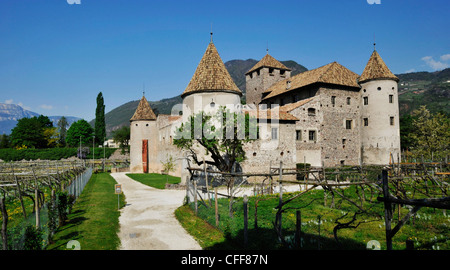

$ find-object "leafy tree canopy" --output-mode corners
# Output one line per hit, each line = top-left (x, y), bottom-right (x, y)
(173, 107), (257, 173)
(112, 125), (130, 154)
(10, 115), (53, 149)
(66, 119), (94, 147)
(408, 105), (450, 160)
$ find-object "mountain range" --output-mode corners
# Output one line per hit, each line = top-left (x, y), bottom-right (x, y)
(0, 103), (80, 135)
(2, 59), (449, 137)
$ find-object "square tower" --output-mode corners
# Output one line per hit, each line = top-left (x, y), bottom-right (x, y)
(245, 53), (291, 106)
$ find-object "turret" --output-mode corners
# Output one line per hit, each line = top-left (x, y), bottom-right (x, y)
(129, 95), (157, 173)
(359, 48), (401, 165)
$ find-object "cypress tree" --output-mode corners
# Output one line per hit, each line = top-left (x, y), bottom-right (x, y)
(95, 92), (106, 145)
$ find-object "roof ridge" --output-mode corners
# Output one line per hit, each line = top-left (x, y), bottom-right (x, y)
(246, 53), (291, 74)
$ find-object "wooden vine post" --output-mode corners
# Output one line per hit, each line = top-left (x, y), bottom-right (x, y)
(381, 170), (393, 250)
(31, 166), (40, 229)
(278, 161), (283, 240)
(243, 195), (248, 248)
(215, 187), (219, 227)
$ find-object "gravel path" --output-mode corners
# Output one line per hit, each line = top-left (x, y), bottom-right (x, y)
(110, 172), (202, 250)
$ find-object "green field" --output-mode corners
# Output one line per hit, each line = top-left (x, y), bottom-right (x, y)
(126, 173), (181, 189)
(46, 173), (125, 250)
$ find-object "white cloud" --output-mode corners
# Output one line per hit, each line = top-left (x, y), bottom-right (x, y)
(404, 68), (416, 73)
(40, 104), (53, 110)
(5, 99), (13, 104)
(421, 55), (449, 71)
(440, 54), (450, 62)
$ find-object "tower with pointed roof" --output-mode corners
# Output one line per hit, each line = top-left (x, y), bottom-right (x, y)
(129, 95), (157, 173)
(359, 48), (401, 165)
(181, 39), (242, 121)
(245, 52), (291, 106)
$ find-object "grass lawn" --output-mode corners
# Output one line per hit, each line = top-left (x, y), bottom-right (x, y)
(46, 173), (125, 250)
(126, 173), (181, 189)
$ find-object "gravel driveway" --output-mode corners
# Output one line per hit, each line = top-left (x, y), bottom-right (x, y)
(110, 172), (202, 250)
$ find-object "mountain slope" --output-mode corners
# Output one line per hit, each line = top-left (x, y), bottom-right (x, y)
(396, 68), (450, 115)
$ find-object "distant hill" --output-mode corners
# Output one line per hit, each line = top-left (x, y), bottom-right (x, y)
(0, 103), (81, 135)
(396, 68), (450, 116)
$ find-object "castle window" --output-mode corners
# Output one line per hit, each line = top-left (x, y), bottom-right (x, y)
(389, 95), (394, 103)
(257, 70), (260, 76)
(271, 128), (278, 140)
(210, 101), (215, 108)
(346, 120), (353, 130)
(308, 130), (316, 142)
(135, 124), (138, 126)
(377, 87), (382, 91)
(363, 118), (369, 126)
(363, 96), (369, 105)
(146, 124), (149, 126)
(269, 68), (274, 75)
(286, 81), (291, 90)
(331, 96), (336, 107)
(280, 70), (286, 76)
(308, 108), (316, 116)
(296, 130), (302, 141)
(390, 116), (395, 126)
(347, 97), (351, 105)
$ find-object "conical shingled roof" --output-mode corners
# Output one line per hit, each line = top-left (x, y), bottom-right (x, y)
(246, 53), (291, 75)
(359, 50), (399, 83)
(130, 96), (157, 121)
(181, 42), (241, 98)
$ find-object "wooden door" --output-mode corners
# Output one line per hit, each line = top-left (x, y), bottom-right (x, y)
(142, 139), (148, 173)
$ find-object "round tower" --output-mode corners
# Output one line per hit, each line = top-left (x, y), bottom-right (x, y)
(181, 40), (242, 122)
(129, 95), (157, 173)
(359, 49), (401, 165)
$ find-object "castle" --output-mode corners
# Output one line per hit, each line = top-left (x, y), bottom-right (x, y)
(129, 37), (401, 182)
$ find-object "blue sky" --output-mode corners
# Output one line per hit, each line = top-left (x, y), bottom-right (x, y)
(0, 0), (449, 121)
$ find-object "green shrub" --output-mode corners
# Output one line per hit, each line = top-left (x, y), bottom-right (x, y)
(23, 225), (44, 250)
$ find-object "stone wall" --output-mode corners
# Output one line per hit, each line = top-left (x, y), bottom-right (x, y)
(246, 67), (291, 105)
(318, 86), (362, 167)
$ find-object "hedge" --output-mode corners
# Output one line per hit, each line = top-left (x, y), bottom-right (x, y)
(0, 148), (118, 162)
